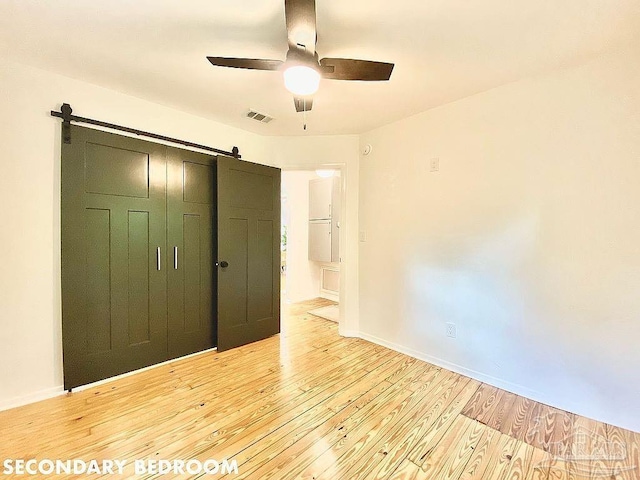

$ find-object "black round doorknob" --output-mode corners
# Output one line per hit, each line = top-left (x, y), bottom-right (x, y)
(219, 261), (229, 268)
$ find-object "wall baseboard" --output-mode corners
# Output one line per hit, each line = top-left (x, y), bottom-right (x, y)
(357, 330), (638, 431)
(3, 328), (630, 431)
(0, 347), (218, 412)
(339, 328), (360, 338)
(358, 330), (544, 405)
(0, 386), (66, 413)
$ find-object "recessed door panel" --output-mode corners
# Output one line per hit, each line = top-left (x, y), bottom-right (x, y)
(183, 214), (202, 333)
(183, 161), (215, 204)
(252, 219), (274, 322)
(84, 208), (112, 353)
(127, 211), (151, 346)
(227, 168), (274, 210)
(84, 143), (149, 198)
(222, 218), (249, 328)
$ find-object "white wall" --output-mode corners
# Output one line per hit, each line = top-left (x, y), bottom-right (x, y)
(281, 171), (321, 302)
(0, 60), (267, 408)
(359, 45), (640, 432)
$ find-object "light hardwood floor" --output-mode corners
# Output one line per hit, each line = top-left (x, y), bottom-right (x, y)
(1, 298), (638, 479)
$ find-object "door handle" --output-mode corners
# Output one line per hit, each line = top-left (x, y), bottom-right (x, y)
(156, 247), (161, 271)
(217, 260), (229, 268)
(173, 247), (178, 270)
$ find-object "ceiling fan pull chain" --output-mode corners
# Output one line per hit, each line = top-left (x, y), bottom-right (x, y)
(303, 100), (307, 130)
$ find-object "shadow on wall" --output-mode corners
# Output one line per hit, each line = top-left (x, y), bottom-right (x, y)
(401, 211), (638, 421)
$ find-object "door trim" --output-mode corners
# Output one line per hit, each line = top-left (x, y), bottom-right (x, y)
(279, 164), (355, 336)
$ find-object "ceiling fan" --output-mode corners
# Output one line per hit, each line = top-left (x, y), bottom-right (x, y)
(207, 0), (394, 113)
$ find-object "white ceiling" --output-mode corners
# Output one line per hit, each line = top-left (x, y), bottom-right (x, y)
(1, 0), (639, 136)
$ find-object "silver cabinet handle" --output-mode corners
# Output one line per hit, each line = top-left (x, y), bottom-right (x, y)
(156, 247), (161, 271)
(174, 246), (178, 270)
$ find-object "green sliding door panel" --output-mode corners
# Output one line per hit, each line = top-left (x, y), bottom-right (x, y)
(62, 126), (168, 389)
(217, 156), (281, 351)
(62, 125), (278, 388)
(166, 149), (217, 359)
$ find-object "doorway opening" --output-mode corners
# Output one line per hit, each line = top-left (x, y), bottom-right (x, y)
(281, 169), (341, 323)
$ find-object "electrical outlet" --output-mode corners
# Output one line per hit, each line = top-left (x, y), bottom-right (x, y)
(430, 157), (440, 172)
(359, 230), (367, 242)
(446, 322), (456, 338)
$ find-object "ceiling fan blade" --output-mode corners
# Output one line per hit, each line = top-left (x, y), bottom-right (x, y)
(284, 0), (317, 54)
(207, 57), (283, 71)
(294, 96), (313, 112)
(319, 58), (394, 81)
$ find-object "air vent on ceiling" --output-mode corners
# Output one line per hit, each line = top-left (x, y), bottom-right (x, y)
(246, 109), (274, 124)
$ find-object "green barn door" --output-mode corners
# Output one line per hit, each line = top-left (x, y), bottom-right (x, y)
(166, 148), (217, 358)
(61, 126), (168, 390)
(216, 156), (281, 351)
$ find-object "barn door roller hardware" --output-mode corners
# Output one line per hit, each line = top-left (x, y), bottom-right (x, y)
(50, 103), (241, 159)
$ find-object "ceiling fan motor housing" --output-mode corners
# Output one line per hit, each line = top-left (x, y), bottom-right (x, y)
(286, 48), (321, 70)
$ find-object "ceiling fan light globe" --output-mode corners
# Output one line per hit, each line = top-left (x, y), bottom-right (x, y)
(283, 65), (320, 96)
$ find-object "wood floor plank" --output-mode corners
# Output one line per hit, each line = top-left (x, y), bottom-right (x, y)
(98, 345), (384, 463)
(615, 426), (640, 480)
(461, 383), (504, 423)
(386, 459), (425, 480)
(312, 367), (448, 480)
(426, 417), (489, 479)
(25, 341), (381, 457)
(524, 446), (552, 480)
(407, 378), (483, 467)
(217, 379), (396, 480)
(228, 367), (424, 480)
(485, 391), (518, 432)
(604, 424), (630, 480)
(205, 354), (416, 466)
(297, 386), (419, 479)
(525, 405), (573, 453)
(338, 371), (478, 480)
(458, 429), (514, 480)
(557, 415), (609, 480)
(321, 353), (413, 413)
(502, 395), (538, 440)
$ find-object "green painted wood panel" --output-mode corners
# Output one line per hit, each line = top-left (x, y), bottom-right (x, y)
(62, 125), (167, 390)
(166, 149), (216, 359)
(226, 168), (274, 210)
(84, 208), (112, 353)
(84, 142), (149, 198)
(183, 161), (215, 204)
(217, 156), (281, 351)
(253, 219), (274, 321)
(127, 211), (150, 346)
(221, 218), (249, 328)
(183, 214), (202, 334)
